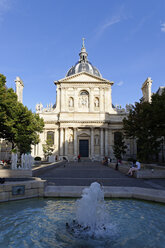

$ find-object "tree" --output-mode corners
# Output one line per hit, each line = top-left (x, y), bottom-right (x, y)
(0, 74), (44, 154)
(42, 139), (54, 160)
(113, 132), (127, 160)
(0, 74), (7, 133)
(123, 89), (165, 162)
(150, 90), (165, 162)
(14, 105), (44, 154)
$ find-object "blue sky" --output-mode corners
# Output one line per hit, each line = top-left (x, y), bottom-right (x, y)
(0, 0), (165, 111)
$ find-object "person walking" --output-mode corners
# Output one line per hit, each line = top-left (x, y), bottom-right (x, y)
(78, 154), (81, 162)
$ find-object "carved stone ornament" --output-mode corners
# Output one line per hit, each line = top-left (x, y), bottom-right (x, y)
(79, 95), (88, 108)
(94, 97), (99, 107)
(36, 103), (43, 112)
(68, 97), (74, 107)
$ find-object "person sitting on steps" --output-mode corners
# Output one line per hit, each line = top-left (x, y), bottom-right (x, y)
(127, 160), (141, 176)
(102, 157), (108, 166)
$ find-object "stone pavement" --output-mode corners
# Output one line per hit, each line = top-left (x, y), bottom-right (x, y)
(33, 161), (165, 190)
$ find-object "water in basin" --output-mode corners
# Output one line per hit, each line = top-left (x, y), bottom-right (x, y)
(0, 185), (165, 247)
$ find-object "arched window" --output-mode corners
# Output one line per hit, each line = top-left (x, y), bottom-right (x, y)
(80, 90), (89, 96)
(47, 131), (54, 145)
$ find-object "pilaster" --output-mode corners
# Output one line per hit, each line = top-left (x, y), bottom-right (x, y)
(100, 88), (104, 112)
(60, 128), (64, 156)
(89, 88), (94, 112)
(91, 127), (94, 157)
(74, 88), (78, 112)
(105, 128), (108, 156)
(74, 128), (77, 156)
(64, 128), (68, 156)
(56, 85), (61, 111)
(100, 128), (104, 156)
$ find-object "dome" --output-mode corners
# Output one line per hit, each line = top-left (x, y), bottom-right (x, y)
(66, 40), (102, 78)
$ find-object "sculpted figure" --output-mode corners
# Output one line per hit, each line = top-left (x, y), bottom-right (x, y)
(95, 135), (99, 145)
(36, 103), (43, 112)
(69, 97), (74, 107)
(94, 98), (99, 107)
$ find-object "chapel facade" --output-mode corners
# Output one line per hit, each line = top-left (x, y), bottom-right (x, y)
(32, 42), (136, 161)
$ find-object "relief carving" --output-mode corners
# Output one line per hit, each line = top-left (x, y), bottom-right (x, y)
(79, 95), (88, 107)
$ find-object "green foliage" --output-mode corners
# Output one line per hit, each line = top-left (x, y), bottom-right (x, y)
(42, 139), (54, 159)
(0, 74), (44, 154)
(123, 89), (165, 162)
(113, 132), (127, 159)
(127, 157), (134, 162)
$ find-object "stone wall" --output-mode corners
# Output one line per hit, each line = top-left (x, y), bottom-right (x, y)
(109, 162), (165, 179)
(0, 178), (45, 203)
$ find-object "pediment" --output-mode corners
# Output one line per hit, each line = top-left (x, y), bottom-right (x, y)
(79, 132), (89, 137)
(56, 72), (112, 84)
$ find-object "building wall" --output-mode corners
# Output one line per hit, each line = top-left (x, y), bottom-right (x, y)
(33, 72), (131, 161)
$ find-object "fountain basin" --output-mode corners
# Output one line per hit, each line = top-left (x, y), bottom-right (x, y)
(0, 198), (165, 248)
(45, 185), (165, 203)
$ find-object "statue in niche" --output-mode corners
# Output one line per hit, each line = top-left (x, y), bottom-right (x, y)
(94, 135), (99, 145)
(69, 134), (73, 142)
(94, 98), (99, 107)
(69, 97), (74, 107)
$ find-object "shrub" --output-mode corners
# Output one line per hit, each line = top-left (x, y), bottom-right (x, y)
(34, 156), (41, 161)
(127, 158), (134, 162)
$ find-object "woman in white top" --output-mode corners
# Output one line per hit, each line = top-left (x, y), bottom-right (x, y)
(127, 160), (141, 176)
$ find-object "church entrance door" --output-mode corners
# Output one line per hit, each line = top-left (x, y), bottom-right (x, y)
(79, 140), (89, 157)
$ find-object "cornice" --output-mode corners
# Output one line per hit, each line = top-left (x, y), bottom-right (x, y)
(44, 120), (124, 124)
(57, 82), (111, 85)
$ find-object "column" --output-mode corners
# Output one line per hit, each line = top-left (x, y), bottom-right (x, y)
(74, 128), (77, 156)
(105, 128), (108, 156)
(100, 128), (104, 156)
(55, 128), (59, 154)
(64, 128), (68, 156)
(91, 128), (94, 157)
(60, 128), (64, 156)
(109, 129), (113, 155)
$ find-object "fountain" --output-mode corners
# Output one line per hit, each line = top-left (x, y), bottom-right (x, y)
(0, 183), (165, 247)
(65, 182), (111, 238)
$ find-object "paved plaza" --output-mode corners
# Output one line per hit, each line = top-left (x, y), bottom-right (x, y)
(33, 161), (165, 190)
